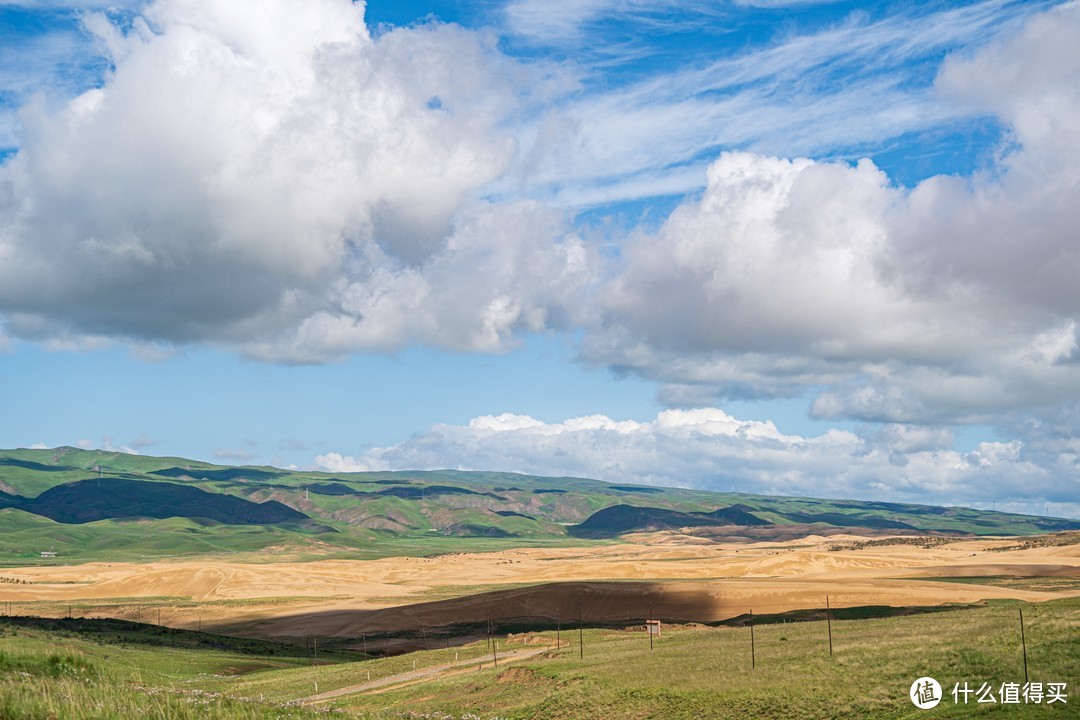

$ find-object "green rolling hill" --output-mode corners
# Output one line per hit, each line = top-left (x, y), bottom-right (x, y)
(0, 446), (1076, 564)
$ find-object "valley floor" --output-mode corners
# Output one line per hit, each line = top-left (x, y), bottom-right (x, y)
(1, 533), (1077, 646)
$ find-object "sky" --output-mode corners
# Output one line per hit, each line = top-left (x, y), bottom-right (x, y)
(1, 0), (1079, 518)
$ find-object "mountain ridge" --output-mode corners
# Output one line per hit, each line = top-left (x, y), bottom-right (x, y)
(0, 446), (1076, 563)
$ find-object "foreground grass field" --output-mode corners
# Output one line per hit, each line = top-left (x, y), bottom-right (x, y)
(1, 597), (1076, 719)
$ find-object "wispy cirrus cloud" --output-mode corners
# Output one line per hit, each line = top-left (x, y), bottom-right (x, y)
(503, 0), (724, 44)
(506, 0), (1056, 206)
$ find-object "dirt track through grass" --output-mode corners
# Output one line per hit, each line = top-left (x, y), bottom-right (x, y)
(302, 646), (551, 702)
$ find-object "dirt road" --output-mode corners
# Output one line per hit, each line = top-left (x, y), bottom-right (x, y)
(301, 646), (553, 702)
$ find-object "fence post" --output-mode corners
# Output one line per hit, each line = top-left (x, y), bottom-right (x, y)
(649, 601), (654, 651)
(1019, 608), (1029, 685)
(750, 609), (756, 669)
(578, 607), (584, 659)
(826, 595), (833, 656)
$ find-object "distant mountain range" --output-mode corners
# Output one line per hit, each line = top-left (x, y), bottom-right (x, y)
(0, 447), (1076, 563)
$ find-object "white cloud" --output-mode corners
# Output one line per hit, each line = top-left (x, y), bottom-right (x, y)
(212, 448), (255, 462)
(127, 433), (155, 450)
(503, 0), (710, 44)
(503, 0), (617, 42)
(128, 342), (181, 363)
(0, 0), (586, 361)
(323, 408), (1078, 516)
(0, 9), (109, 149)
(2, 0), (1069, 378)
(73, 434), (141, 454)
(314, 451), (371, 473)
(503, 0), (850, 45)
(582, 2), (1080, 425)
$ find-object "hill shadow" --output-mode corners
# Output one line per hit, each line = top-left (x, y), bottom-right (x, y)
(0, 478), (307, 525)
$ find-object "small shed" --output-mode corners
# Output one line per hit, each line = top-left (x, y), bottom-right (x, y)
(40, 551), (57, 559)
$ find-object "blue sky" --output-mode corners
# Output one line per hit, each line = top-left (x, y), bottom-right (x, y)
(1, 0), (1079, 517)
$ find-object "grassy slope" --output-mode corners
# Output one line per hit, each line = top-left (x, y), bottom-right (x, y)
(331, 598), (1079, 719)
(0, 616), (357, 719)
(0, 447), (1076, 565)
(2, 598), (1076, 719)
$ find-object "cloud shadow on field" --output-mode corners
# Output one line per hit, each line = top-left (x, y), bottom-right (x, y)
(207, 581), (762, 653)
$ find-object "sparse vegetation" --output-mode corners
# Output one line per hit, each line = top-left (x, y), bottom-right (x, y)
(926, 576), (1080, 593)
(986, 531), (1080, 552)
(827, 536), (956, 551)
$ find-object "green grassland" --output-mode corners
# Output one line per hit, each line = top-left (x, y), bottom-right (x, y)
(0, 615), (355, 719)
(0, 508), (597, 566)
(927, 576), (1080, 593)
(2, 598), (1077, 719)
(314, 599), (1079, 720)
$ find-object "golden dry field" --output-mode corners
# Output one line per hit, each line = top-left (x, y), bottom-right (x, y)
(3, 533), (1077, 648)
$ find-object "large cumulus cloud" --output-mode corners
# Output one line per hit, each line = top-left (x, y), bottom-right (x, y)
(0, 0), (585, 360)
